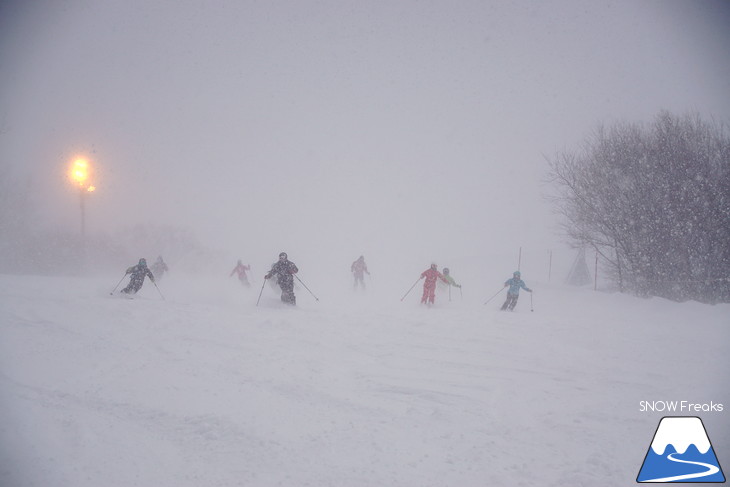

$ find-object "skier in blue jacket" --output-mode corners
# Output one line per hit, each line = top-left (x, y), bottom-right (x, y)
(501, 271), (532, 311)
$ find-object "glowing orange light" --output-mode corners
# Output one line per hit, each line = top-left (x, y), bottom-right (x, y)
(69, 157), (95, 190)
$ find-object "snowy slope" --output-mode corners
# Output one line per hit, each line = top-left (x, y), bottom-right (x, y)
(1, 273), (728, 487)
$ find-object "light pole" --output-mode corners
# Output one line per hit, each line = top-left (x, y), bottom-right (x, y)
(68, 157), (96, 237)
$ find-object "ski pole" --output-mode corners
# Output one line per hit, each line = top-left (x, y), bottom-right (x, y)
(483, 286), (506, 305)
(530, 291), (534, 312)
(400, 277), (421, 301)
(256, 278), (267, 306)
(109, 274), (127, 295)
(460, 286), (463, 300)
(294, 275), (319, 301)
(449, 284), (452, 302)
(152, 280), (165, 300)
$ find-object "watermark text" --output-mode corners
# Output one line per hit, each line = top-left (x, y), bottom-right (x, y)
(639, 400), (723, 412)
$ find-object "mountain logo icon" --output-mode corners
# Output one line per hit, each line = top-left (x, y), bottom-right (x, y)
(637, 416), (726, 483)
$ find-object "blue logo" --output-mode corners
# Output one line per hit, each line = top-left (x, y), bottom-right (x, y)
(637, 416), (725, 483)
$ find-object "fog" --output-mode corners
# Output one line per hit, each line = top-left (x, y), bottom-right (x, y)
(1, 0), (729, 284)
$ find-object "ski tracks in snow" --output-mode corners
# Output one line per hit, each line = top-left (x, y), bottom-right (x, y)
(1, 275), (729, 486)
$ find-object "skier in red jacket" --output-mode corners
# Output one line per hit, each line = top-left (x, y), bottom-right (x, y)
(230, 260), (251, 287)
(420, 263), (449, 305)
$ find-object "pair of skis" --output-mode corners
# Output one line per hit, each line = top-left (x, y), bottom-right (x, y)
(110, 275), (165, 300)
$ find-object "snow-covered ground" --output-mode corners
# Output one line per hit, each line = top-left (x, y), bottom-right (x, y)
(1, 272), (728, 486)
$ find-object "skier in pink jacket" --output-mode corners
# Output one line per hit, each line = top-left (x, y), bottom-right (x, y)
(230, 260), (251, 287)
(420, 263), (449, 305)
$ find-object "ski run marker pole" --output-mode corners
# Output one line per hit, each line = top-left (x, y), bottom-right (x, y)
(400, 277), (421, 301)
(294, 274), (319, 301)
(483, 286), (506, 305)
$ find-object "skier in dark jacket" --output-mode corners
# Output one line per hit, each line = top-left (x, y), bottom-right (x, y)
(351, 255), (370, 290)
(264, 252), (299, 305)
(121, 258), (156, 295)
(501, 271), (532, 311)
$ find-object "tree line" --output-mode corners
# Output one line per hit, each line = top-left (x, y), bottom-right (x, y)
(546, 111), (730, 303)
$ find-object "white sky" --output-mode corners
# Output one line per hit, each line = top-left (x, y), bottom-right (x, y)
(1, 0), (729, 271)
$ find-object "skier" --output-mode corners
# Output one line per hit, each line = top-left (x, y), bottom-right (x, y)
(264, 252), (299, 305)
(121, 258), (156, 295)
(230, 259), (251, 287)
(439, 267), (462, 299)
(150, 255), (169, 281)
(501, 271), (532, 311)
(441, 267), (461, 289)
(420, 263), (449, 305)
(351, 255), (370, 290)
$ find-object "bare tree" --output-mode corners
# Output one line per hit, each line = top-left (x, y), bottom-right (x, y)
(546, 111), (730, 303)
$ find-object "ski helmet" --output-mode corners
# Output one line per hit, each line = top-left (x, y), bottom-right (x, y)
(139, 258), (147, 266)
(431, 263), (437, 269)
(513, 270), (521, 277)
(279, 252), (288, 259)
(443, 267), (450, 274)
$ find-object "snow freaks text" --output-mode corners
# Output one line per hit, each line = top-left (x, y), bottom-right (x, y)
(639, 401), (724, 413)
